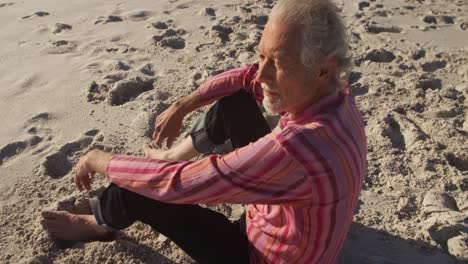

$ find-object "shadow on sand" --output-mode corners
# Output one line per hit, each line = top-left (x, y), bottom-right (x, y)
(339, 222), (460, 264)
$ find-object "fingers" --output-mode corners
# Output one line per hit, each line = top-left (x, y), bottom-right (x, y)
(82, 174), (91, 191)
(167, 136), (175, 149)
(74, 158), (86, 191)
(74, 173), (84, 191)
(152, 125), (161, 141)
(154, 132), (163, 148)
(153, 109), (182, 147)
(74, 170), (91, 191)
(76, 173), (91, 191)
(73, 155), (95, 191)
(153, 115), (162, 140)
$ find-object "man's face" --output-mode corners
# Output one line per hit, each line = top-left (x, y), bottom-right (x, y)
(256, 16), (318, 115)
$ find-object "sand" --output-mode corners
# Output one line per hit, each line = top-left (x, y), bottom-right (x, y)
(0, 0), (467, 263)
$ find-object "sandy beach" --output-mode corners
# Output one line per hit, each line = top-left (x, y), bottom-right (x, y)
(0, 0), (467, 263)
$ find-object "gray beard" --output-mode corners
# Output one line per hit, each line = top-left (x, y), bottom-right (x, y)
(263, 95), (286, 114)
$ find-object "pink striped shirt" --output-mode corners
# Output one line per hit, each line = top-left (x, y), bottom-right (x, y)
(106, 65), (367, 263)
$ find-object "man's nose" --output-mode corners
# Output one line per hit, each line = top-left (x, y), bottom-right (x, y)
(255, 60), (273, 84)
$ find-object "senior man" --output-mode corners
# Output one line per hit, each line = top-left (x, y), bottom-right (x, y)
(41, 0), (367, 263)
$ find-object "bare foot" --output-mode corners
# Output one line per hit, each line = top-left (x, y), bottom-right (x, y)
(41, 210), (114, 241)
(143, 137), (199, 161)
(143, 144), (172, 159)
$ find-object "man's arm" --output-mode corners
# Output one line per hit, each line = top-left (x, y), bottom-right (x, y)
(106, 134), (313, 206)
(196, 64), (263, 104)
(153, 64), (262, 148)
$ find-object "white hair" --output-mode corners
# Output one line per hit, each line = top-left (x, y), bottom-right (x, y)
(270, 0), (351, 85)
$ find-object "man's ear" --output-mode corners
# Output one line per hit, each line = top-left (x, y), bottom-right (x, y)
(318, 56), (338, 80)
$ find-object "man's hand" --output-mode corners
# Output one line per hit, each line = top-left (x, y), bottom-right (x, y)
(74, 153), (95, 191)
(152, 92), (202, 149)
(74, 150), (113, 191)
(152, 103), (185, 149)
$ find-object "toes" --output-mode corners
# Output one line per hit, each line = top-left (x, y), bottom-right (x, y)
(40, 218), (61, 236)
(40, 218), (49, 226)
(41, 210), (70, 220)
(41, 210), (57, 219)
(40, 217), (60, 227)
(43, 225), (59, 233)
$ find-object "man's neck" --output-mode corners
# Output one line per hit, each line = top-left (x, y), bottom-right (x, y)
(289, 84), (337, 119)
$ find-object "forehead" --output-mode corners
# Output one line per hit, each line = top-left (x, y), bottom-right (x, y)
(258, 17), (303, 59)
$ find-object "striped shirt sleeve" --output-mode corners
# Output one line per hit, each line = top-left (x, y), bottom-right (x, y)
(197, 64), (264, 104)
(106, 134), (313, 205)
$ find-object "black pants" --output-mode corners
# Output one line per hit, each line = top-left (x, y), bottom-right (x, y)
(94, 91), (271, 264)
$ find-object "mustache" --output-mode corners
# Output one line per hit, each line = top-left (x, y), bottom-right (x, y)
(261, 83), (277, 92)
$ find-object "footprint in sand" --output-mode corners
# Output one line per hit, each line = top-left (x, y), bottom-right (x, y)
(151, 25), (187, 49)
(162, 2), (190, 14)
(203, 7), (216, 17)
(176, 4), (189, 9)
(357, 1), (370, 11)
(445, 152), (468, 172)
(87, 76), (155, 106)
(86, 81), (110, 103)
(22, 12), (50, 19)
(440, 16), (455, 24)
(23, 112), (54, 135)
(0, 3), (14, 8)
(87, 59), (156, 104)
(51, 40), (68, 46)
(412, 49), (426, 61)
(42, 40), (77, 55)
(372, 9), (392, 18)
(52, 23), (72, 34)
(124, 10), (153, 22)
(139, 63), (155, 76)
(95, 15), (123, 25)
(41, 130), (100, 178)
(209, 24), (234, 43)
(416, 73), (442, 90)
(363, 48), (396, 63)
(348, 71), (362, 85)
(0, 136), (43, 166)
(0, 113), (56, 166)
(401, 5), (416, 11)
(245, 14), (268, 26)
(108, 76), (155, 106)
(105, 43), (137, 54)
(364, 23), (403, 34)
(152, 21), (169, 29)
(101, 72), (129, 86)
(348, 72), (369, 97)
(421, 60), (447, 73)
(105, 60), (131, 72)
(382, 112), (428, 151)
